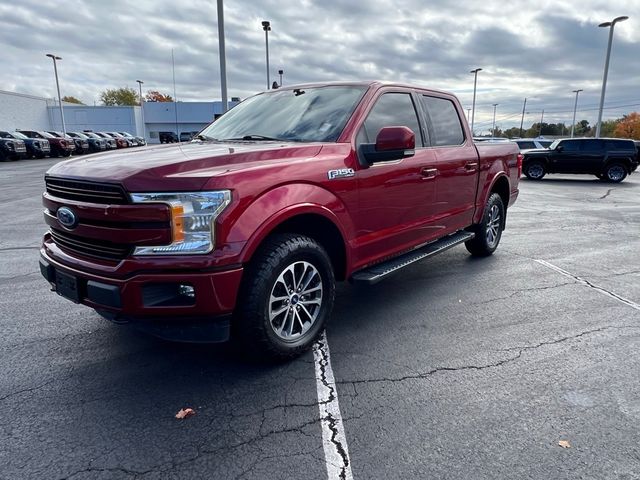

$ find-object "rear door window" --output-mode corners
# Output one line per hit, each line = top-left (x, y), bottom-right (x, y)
(420, 96), (465, 146)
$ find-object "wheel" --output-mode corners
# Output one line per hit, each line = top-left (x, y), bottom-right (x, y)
(234, 233), (335, 360)
(465, 193), (505, 257)
(524, 161), (546, 180)
(603, 163), (627, 183)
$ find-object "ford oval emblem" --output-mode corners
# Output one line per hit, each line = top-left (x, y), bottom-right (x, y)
(57, 207), (78, 229)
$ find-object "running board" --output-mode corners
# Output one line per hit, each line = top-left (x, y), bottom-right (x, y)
(350, 231), (475, 285)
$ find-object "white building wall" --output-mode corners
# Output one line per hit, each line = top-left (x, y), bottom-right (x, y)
(49, 105), (138, 135)
(0, 90), (54, 131)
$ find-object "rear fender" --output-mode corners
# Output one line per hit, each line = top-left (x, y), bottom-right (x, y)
(473, 169), (511, 225)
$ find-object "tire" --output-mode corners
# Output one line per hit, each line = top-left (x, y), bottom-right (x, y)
(465, 193), (505, 257)
(603, 163), (627, 183)
(524, 161), (546, 180)
(234, 233), (335, 360)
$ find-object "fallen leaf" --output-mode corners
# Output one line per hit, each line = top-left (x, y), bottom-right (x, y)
(558, 440), (571, 449)
(175, 408), (196, 420)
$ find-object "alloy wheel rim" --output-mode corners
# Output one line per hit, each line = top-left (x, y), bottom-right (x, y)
(608, 166), (624, 181)
(486, 204), (501, 247)
(268, 261), (323, 340)
(529, 164), (543, 178)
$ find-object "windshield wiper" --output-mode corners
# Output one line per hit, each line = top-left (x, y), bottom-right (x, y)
(194, 134), (218, 141)
(221, 134), (289, 142)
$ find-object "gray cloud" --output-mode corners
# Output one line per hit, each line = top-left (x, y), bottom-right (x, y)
(1, 0), (638, 131)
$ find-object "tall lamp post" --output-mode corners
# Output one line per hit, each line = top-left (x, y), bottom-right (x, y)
(570, 89), (583, 138)
(217, 0), (228, 113)
(136, 80), (146, 141)
(470, 68), (482, 135)
(46, 54), (66, 136)
(262, 21), (271, 90)
(491, 103), (498, 137)
(595, 15), (628, 138)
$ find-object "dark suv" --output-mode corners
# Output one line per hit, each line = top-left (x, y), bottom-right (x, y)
(522, 138), (639, 183)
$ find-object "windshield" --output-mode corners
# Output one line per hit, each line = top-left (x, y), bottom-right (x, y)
(37, 131), (55, 139)
(549, 140), (562, 150)
(199, 86), (367, 143)
(71, 132), (88, 139)
(0, 132), (13, 138)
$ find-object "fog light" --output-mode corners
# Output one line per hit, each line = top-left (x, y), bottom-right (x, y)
(178, 284), (195, 299)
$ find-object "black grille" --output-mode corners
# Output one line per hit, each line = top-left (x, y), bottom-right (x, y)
(50, 229), (132, 261)
(45, 177), (128, 204)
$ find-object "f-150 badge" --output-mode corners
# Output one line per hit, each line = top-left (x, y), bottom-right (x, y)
(327, 168), (355, 180)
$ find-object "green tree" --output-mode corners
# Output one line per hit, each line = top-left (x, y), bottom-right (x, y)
(62, 95), (84, 104)
(99, 87), (138, 106)
(503, 127), (522, 138)
(599, 119), (618, 137)
(572, 120), (591, 137)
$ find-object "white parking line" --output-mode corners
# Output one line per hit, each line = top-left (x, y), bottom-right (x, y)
(313, 331), (354, 480)
(535, 259), (640, 311)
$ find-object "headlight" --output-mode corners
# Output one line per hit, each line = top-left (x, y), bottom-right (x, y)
(130, 191), (231, 255)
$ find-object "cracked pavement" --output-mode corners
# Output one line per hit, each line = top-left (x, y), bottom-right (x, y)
(1, 160), (639, 479)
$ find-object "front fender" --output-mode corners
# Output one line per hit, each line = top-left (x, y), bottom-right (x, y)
(224, 183), (354, 264)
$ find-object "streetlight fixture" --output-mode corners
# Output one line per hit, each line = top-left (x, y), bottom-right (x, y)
(570, 89), (583, 138)
(136, 79), (146, 141)
(470, 68), (482, 135)
(278, 69), (284, 87)
(491, 104), (498, 137)
(595, 15), (628, 138)
(46, 53), (66, 137)
(262, 20), (271, 90)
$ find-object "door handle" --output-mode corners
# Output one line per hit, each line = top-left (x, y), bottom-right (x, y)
(421, 167), (438, 179)
(465, 162), (478, 170)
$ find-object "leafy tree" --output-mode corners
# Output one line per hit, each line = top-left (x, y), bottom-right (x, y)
(145, 90), (174, 102)
(99, 87), (138, 106)
(503, 127), (522, 138)
(599, 119), (618, 138)
(62, 95), (84, 104)
(613, 112), (640, 139)
(573, 120), (591, 137)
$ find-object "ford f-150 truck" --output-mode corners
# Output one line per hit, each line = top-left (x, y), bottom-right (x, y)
(40, 81), (521, 359)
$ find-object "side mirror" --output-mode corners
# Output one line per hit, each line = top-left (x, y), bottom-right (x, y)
(359, 126), (416, 165)
(556, 145), (564, 151)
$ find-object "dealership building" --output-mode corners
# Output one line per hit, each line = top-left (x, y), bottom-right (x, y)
(0, 90), (238, 143)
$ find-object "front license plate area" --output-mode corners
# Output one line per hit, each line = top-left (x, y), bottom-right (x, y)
(55, 270), (80, 303)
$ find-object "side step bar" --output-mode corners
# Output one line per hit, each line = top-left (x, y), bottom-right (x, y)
(350, 231), (475, 285)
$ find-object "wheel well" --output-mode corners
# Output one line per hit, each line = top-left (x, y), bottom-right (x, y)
(267, 214), (348, 281)
(604, 158), (631, 172)
(491, 175), (510, 211)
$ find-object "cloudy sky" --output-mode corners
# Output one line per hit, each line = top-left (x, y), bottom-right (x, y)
(1, 0), (639, 132)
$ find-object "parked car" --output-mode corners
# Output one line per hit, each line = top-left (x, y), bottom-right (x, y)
(0, 131), (49, 159)
(68, 132), (106, 153)
(512, 138), (553, 153)
(179, 132), (194, 142)
(0, 132), (28, 160)
(18, 130), (74, 157)
(47, 131), (89, 155)
(98, 132), (129, 149)
(118, 132), (146, 146)
(84, 131), (117, 150)
(159, 131), (178, 143)
(40, 81), (521, 359)
(522, 138), (639, 182)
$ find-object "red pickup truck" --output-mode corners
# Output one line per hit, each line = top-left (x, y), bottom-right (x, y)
(40, 81), (520, 359)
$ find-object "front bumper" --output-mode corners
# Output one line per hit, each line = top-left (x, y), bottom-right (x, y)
(40, 246), (244, 342)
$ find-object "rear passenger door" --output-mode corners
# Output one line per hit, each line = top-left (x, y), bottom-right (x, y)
(419, 94), (478, 231)
(354, 90), (440, 264)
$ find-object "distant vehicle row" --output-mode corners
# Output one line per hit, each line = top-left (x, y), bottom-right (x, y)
(0, 130), (146, 161)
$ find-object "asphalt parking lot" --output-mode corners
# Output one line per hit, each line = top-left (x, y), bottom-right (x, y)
(1, 158), (639, 480)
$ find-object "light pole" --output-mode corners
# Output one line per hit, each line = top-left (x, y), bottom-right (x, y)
(491, 103), (498, 137)
(136, 80), (146, 141)
(217, 0), (228, 112)
(262, 20), (271, 90)
(278, 69), (284, 87)
(519, 98), (527, 137)
(470, 68), (482, 135)
(595, 15), (628, 138)
(570, 89), (583, 138)
(46, 54), (66, 136)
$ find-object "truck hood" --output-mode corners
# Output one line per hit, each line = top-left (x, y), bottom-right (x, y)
(46, 141), (324, 191)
